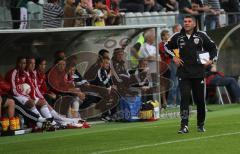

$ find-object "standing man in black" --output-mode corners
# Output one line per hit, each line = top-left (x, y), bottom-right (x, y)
(164, 16), (217, 134)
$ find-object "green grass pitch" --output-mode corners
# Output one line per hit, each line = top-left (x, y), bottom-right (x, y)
(1, 104), (240, 154)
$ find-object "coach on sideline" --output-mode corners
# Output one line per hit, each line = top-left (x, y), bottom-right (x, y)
(164, 15), (217, 134)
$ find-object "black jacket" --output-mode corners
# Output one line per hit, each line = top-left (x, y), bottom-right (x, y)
(165, 28), (217, 78)
(91, 68), (113, 88)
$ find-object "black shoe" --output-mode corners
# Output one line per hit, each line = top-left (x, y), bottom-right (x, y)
(178, 125), (189, 134)
(197, 126), (206, 132)
(42, 121), (52, 130)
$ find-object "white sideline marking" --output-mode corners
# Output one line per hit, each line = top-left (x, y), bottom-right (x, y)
(92, 131), (240, 154)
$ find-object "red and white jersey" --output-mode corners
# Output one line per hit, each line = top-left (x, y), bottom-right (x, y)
(35, 70), (48, 95)
(48, 67), (74, 93)
(27, 70), (45, 100)
(5, 68), (31, 98)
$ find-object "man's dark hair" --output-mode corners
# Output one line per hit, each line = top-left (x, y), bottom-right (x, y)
(184, 15), (196, 22)
(113, 48), (123, 55)
(36, 57), (46, 68)
(54, 56), (65, 64)
(98, 49), (109, 58)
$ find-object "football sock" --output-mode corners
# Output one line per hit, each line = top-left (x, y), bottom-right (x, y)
(40, 105), (52, 118)
(31, 107), (42, 117)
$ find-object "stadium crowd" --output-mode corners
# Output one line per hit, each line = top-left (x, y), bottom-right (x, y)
(0, 0), (239, 30)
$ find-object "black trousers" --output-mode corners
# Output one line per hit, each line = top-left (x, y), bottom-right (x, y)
(179, 78), (205, 127)
(13, 98), (40, 123)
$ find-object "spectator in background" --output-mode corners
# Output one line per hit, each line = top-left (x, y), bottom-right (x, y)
(120, 0), (145, 12)
(192, 0), (211, 30)
(75, 0), (96, 27)
(130, 42), (142, 68)
(10, 0), (39, 29)
(139, 29), (158, 99)
(159, 30), (171, 108)
(93, 0), (107, 26)
(172, 23), (182, 33)
(17, 0), (30, 29)
(158, 0), (178, 12)
(203, 0), (222, 30)
(64, 0), (76, 27)
(105, 0), (119, 14)
(10, 0), (21, 29)
(178, 0), (198, 25)
(0, 1), (11, 29)
(139, 29), (158, 76)
(220, 0), (240, 26)
(167, 24), (182, 107)
(103, 0), (120, 25)
(205, 64), (240, 103)
(75, 0), (93, 8)
(87, 0), (93, 8)
(43, 0), (64, 28)
(144, 0), (163, 12)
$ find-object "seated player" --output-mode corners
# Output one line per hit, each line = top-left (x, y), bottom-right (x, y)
(5, 57), (50, 123)
(1, 73), (48, 131)
(34, 57), (87, 128)
(91, 56), (118, 121)
(0, 75), (15, 132)
(48, 57), (86, 118)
